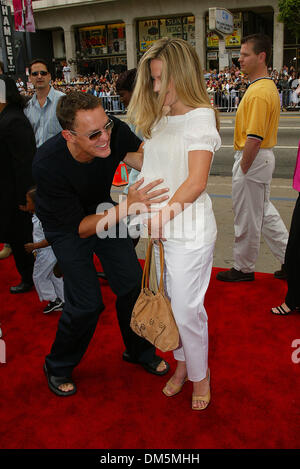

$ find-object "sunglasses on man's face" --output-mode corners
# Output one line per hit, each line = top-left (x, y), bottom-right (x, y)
(69, 119), (114, 141)
(31, 71), (49, 77)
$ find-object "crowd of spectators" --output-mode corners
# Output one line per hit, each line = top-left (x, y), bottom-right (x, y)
(15, 63), (300, 112)
(203, 64), (300, 111)
(16, 69), (124, 112)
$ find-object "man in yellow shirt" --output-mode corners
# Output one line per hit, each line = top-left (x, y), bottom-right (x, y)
(217, 34), (288, 282)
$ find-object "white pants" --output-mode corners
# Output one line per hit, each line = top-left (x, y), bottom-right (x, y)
(154, 240), (215, 382)
(33, 248), (64, 303)
(63, 72), (71, 84)
(232, 149), (288, 273)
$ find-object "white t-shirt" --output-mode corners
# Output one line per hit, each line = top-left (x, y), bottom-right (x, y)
(132, 107), (221, 246)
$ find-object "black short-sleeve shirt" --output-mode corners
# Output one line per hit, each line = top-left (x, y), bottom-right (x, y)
(32, 116), (141, 233)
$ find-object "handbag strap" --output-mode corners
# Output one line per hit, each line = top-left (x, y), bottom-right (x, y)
(157, 240), (165, 293)
(141, 239), (165, 293)
(141, 239), (153, 290)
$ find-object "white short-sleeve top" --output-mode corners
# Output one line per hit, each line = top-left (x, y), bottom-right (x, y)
(136, 107), (221, 246)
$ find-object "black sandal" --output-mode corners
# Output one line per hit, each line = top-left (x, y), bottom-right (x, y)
(44, 363), (77, 397)
(122, 351), (170, 376)
(141, 355), (170, 376)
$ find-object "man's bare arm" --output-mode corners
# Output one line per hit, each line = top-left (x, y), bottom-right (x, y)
(240, 137), (262, 174)
(78, 178), (169, 238)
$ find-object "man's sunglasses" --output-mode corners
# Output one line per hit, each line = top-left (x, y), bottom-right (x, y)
(69, 119), (114, 140)
(31, 71), (49, 77)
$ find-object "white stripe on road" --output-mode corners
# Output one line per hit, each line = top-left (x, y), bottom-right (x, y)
(208, 193), (297, 201)
(208, 182), (293, 189)
(221, 126), (300, 130)
(220, 145), (298, 149)
(274, 146), (299, 149)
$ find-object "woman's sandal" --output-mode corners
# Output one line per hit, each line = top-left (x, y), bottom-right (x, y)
(192, 370), (210, 411)
(271, 304), (292, 316)
(162, 376), (188, 397)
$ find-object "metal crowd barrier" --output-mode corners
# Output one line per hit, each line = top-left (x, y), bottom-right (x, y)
(104, 92), (237, 113)
(103, 92), (238, 113)
(208, 90), (242, 112)
(58, 85), (126, 113)
(90, 90), (300, 114)
(208, 89), (300, 112)
(280, 89), (300, 111)
(100, 95), (125, 114)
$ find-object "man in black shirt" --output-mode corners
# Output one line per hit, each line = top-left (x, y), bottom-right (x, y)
(33, 91), (170, 396)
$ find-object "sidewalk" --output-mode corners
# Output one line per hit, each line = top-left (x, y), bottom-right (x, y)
(112, 175), (295, 274)
(206, 175), (294, 274)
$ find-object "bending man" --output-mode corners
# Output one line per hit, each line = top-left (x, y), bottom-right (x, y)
(32, 91), (170, 396)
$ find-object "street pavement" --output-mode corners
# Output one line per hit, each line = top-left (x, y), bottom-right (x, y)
(205, 175), (295, 274)
(208, 111), (298, 273)
(112, 111), (299, 274)
(214, 112), (300, 178)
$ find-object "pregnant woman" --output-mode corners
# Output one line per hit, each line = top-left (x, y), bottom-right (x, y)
(128, 38), (221, 410)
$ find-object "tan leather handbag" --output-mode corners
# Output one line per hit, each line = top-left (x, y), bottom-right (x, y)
(130, 239), (179, 352)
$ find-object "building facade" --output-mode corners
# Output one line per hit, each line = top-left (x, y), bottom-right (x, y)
(4, 0), (300, 77)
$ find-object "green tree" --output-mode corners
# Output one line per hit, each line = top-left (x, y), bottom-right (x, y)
(278, 0), (300, 37)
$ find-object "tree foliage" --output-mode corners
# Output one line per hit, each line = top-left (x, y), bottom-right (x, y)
(278, 0), (300, 37)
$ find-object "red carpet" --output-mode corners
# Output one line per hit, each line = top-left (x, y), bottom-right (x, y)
(0, 248), (299, 449)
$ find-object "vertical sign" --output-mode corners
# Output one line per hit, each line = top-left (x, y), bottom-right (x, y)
(12, 0), (25, 32)
(25, 0), (35, 32)
(0, 0), (16, 74)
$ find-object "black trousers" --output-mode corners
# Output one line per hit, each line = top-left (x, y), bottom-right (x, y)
(6, 210), (34, 284)
(44, 227), (155, 377)
(285, 193), (300, 309)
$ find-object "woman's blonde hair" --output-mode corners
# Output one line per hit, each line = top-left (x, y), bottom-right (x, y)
(127, 37), (219, 138)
